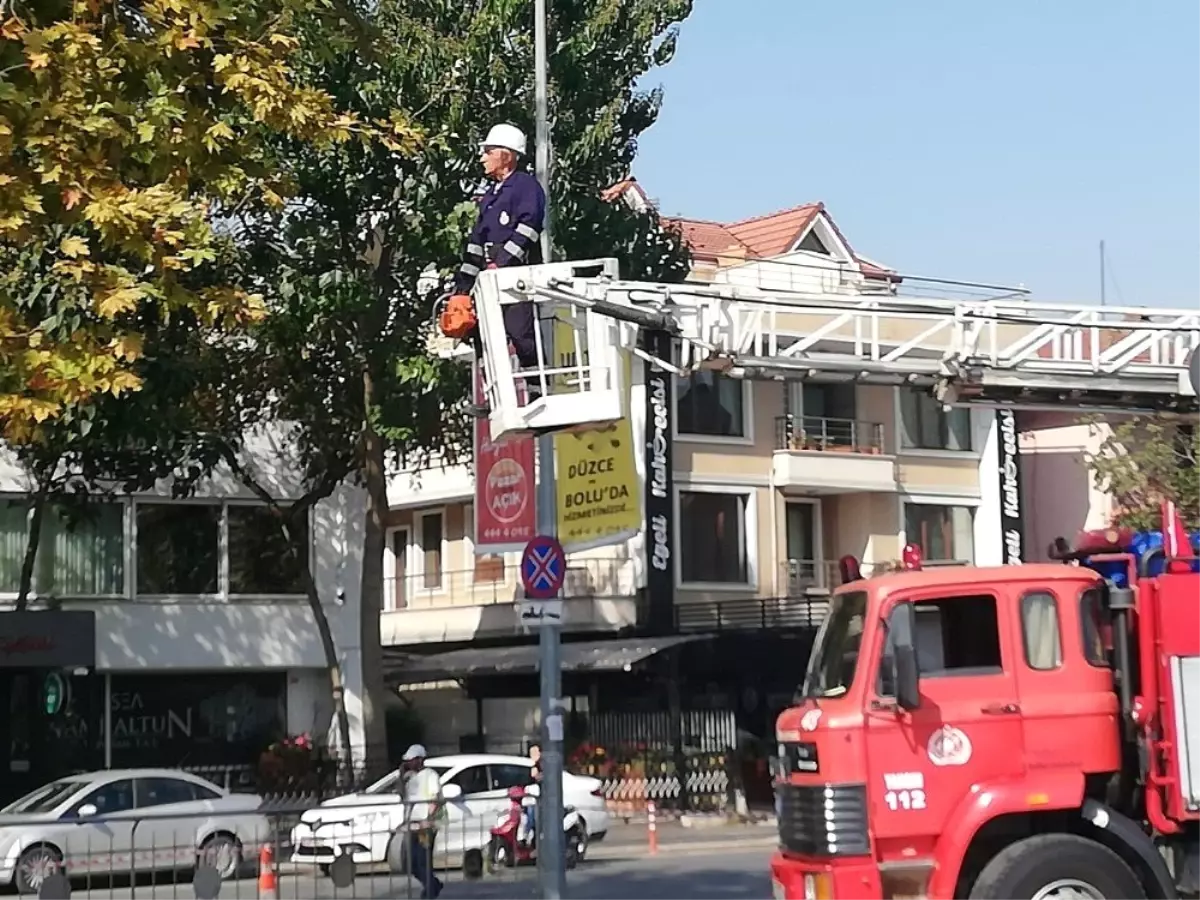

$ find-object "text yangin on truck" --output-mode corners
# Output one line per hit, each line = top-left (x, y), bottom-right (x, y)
(770, 511), (1199, 900)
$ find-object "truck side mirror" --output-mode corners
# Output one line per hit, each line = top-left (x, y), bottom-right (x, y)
(888, 602), (921, 711)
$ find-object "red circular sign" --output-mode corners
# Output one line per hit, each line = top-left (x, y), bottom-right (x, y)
(484, 457), (530, 524)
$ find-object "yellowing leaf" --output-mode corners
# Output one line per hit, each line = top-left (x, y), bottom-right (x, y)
(96, 286), (143, 318)
(60, 235), (89, 257)
(27, 50), (49, 69)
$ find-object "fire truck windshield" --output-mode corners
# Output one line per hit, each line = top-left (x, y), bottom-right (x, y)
(799, 590), (868, 700)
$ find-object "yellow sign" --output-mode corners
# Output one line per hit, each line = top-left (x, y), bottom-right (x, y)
(552, 315), (642, 551)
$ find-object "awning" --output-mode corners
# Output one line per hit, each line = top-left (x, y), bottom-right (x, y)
(384, 634), (704, 685)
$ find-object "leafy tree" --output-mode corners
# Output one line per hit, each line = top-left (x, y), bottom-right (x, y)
(0, 0), (416, 768)
(228, 0), (693, 768)
(0, 0), (413, 436)
(1086, 417), (1199, 531)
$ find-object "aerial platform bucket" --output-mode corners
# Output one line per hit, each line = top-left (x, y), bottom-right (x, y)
(475, 259), (630, 441)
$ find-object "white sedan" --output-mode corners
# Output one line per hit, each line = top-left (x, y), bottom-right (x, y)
(0, 769), (270, 895)
(290, 753), (610, 872)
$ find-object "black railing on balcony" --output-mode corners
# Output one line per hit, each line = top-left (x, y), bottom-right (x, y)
(383, 557), (632, 611)
(775, 415), (886, 454)
(674, 595), (829, 633)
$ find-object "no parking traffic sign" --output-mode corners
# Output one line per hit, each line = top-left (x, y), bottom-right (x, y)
(521, 534), (566, 600)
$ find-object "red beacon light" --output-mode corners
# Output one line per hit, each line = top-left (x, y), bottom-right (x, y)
(902, 543), (924, 571)
(838, 555), (862, 584)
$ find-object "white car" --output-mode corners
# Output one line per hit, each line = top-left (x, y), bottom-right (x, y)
(290, 753), (610, 872)
(0, 769), (270, 895)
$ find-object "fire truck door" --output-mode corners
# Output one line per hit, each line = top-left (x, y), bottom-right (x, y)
(1010, 587), (1121, 771)
(865, 591), (1024, 845)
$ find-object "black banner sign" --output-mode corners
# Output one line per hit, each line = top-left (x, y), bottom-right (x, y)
(644, 331), (675, 633)
(997, 409), (1025, 565)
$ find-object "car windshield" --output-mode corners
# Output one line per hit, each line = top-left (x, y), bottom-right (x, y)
(799, 590), (868, 699)
(1, 779), (85, 814)
(364, 764), (452, 795)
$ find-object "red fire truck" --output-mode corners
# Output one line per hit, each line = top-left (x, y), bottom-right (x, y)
(770, 516), (1199, 899)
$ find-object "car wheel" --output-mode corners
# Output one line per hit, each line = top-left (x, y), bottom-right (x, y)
(386, 830), (409, 876)
(487, 837), (513, 872)
(463, 848), (484, 881)
(572, 819), (589, 861)
(15, 844), (64, 896)
(197, 833), (243, 880)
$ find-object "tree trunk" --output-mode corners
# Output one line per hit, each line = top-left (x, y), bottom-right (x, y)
(358, 369), (390, 772)
(15, 476), (51, 612)
(282, 513), (356, 784)
(218, 443), (356, 784)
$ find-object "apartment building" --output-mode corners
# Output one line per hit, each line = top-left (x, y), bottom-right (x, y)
(0, 430), (368, 800)
(382, 198), (1010, 643)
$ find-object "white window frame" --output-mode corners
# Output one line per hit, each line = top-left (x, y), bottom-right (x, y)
(463, 501), (509, 588)
(383, 524), (412, 612)
(899, 495), (981, 564)
(782, 497), (825, 589)
(674, 484), (758, 591)
(0, 494), (314, 604)
(0, 493), (130, 602)
(893, 387), (982, 459)
(132, 497), (312, 602)
(672, 371), (755, 447)
(414, 507), (449, 595)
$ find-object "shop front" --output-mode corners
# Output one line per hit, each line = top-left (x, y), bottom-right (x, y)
(0, 610), (98, 805)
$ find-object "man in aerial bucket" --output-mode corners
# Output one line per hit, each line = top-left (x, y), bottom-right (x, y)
(438, 123), (547, 416)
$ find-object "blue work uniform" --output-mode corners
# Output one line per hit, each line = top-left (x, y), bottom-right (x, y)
(453, 171), (546, 369)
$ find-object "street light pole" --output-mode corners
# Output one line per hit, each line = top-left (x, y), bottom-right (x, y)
(533, 0), (566, 898)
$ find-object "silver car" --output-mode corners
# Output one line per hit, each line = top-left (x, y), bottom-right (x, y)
(0, 769), (270, 895)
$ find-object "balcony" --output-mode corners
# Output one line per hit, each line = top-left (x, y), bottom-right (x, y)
(772, 415), (897, 494)
(380, 557), (638, 646)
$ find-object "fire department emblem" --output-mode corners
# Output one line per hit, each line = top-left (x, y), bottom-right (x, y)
(499, 210), (511, 226)
(926, 725), (972, 767)
(799, 708), (822, 732)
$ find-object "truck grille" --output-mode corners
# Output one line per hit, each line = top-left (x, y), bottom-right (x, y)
(776, 782), (870, 857)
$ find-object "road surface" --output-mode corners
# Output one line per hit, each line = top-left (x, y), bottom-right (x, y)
(55, 843), (774, 899)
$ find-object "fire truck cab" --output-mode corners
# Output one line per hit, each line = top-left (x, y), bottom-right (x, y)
(771, 542), (1199, 899)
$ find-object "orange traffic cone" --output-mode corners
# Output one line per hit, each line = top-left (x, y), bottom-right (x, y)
(258, 844), (278, 899)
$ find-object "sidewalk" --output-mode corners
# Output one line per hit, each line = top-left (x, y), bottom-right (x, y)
(590, 817), (778, 861)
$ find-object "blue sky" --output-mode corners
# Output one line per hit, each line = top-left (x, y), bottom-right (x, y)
(633, 1), (1199, 308)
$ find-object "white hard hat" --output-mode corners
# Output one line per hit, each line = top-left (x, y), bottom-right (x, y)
(402, 743), (427, 761)
(481, 123), (527, 156)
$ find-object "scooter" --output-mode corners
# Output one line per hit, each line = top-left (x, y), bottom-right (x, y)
(486, 784), (585, 873)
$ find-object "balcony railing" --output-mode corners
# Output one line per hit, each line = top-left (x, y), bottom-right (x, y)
(782, 558), (834, 594)
(675, 596), (829, 633)
(383, 557), (634, 611)
(775, 415), (886, 454)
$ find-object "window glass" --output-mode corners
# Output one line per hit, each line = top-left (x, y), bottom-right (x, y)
(447, 766), (490, 796)
(228, 506), (307, 594)
(136, 503), (219, 594)
(676, 372), (744, 437)
(1020, 591), (1062, 670)
(679, 491), (748, 584)
(75, 779), (135, 816)
(137, 777), (198, 808)
(490, 764), (534, 791)
(1080, 588), (1110, 667)
(879, 594), (1003, 695)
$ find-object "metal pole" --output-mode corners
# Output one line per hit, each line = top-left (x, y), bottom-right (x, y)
(533, 0), (565, 896)
(1099, 239), (1106, 307)
(534, 0), (553, 262)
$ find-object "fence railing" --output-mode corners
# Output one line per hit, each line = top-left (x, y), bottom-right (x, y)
(674, 595), (828, 633)
(384, 556), (635, 611)
(0, 768), (744, 898)
(774, 415), (887, 454)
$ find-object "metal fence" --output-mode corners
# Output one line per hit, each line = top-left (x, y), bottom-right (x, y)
(0, 795), (591, 898)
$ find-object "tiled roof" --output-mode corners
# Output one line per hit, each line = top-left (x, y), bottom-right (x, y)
(599, 180), (898, 280)
(725, 204), (823, 258)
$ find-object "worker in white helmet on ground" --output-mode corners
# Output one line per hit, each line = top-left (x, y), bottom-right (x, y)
(401, 743), (445, 899)
(438, 123), (548, 416)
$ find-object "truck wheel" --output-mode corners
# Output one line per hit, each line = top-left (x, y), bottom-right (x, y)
(969, 834), (1145, 899)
